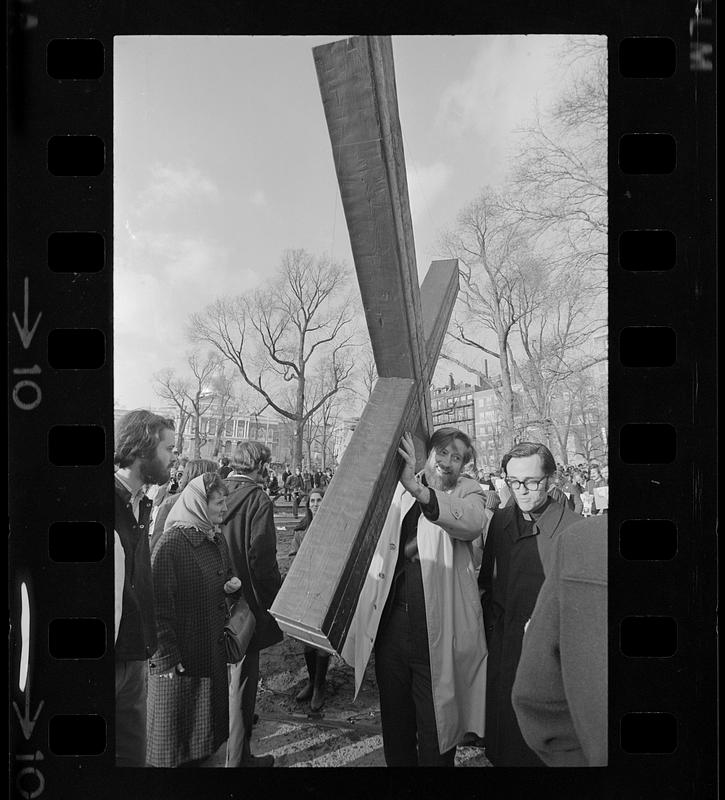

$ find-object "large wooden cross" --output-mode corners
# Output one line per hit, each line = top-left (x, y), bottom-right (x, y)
(270, 36), (458, 654)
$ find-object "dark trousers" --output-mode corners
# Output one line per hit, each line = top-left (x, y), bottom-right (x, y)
(292, 492), (303, 518)
(226, 650), (260, 765)
(115, 659), (148, 767)
(374, 564), (456, 767)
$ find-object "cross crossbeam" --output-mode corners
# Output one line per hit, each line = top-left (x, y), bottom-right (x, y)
(270, 36), (459, 654)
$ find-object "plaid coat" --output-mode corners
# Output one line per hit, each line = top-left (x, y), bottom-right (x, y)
(146, 526), (235, 767)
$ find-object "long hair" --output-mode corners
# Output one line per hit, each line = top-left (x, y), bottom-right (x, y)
(115, 409), (175, 468)
(295, 487), (325, 532)
(178, 459), (218, 491)
(428, 426), (477, 471)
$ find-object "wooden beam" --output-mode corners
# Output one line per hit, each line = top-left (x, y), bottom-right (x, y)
(420, 259), (459, 373)
(313, 36), (433, 435)
(270, 37), (460, 655)
(271, 263), (457, 652)
(270, 377), (417, 652)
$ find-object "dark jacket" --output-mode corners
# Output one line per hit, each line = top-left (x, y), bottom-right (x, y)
(149, 492), (182, 555)
(147, 527), (235, 767)
(561, 479), (583, 514)
(512, 515), (608, 766)
(285, 473), (303, 492)
(114, 477), (157, 661)
(478, 498), (581, 766)
(221, 476), (283, 652)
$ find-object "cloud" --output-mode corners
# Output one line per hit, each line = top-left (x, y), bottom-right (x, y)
(137, 162), (220, 213)
(407, 160), (452, 228)
(435, 37), (562, 140)
(250, 189), (268, 207)
(114, 231), (261, 406)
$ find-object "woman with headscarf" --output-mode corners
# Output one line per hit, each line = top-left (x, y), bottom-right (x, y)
(289, 488), (331, 711)
(146, 473), (240, 768)
(149, 459), (218, 556)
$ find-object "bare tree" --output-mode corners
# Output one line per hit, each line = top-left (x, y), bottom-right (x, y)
(358, 343), (378, 401)
(441, 192), (536, 451)
(184, 351), (221, 458)
(189, 249), (357, 469)
(563, 369), (608, 465)
(439, 39), (607, 460)
(507, 263), (606, 455)
(507, 37), (607, 286)
(304, 362), (353, 470)
(208, 368), (238, 458)
(153, 369), (193, 454)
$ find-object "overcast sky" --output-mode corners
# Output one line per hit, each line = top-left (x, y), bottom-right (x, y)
(114, 34), (600, 410)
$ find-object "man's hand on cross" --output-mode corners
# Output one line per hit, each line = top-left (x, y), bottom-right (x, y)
(398, 432), (430, 504)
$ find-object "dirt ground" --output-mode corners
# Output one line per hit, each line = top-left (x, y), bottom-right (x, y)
(208, 499), (491, 768)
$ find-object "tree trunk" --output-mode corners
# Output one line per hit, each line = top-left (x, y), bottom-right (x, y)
(175, 413), (189, 455)
(292, 372), (306, 471)
(193, 413), (202, 459)
(496, 330), (516, 452)
(320, 426), (329, 471)
(212, 419), (225, 458)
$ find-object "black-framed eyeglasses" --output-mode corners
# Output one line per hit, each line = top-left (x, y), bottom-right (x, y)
(505, 477), (548, 491)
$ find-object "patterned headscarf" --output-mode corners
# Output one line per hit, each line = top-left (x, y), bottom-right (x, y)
(164, 475), (216, 537)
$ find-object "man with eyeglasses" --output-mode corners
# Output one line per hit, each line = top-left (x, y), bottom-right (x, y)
(478, 442), (581, 766)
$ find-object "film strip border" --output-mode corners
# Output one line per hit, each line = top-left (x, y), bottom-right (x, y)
(7, 5), (715, 799)
(612, 12), (716, 785)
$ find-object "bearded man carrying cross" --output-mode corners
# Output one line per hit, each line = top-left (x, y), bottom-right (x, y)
(271, 34), (490, 764)
(341, 428), (490, 766)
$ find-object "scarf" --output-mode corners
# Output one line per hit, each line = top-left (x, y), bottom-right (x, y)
(164, 475), (216, 539)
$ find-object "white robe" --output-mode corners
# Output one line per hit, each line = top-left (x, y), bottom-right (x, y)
(341, 477), (491, 752)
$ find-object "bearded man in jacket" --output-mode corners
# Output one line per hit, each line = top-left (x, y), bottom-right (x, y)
(342, 427), (491, 767)
(478, 441), (581, 766)
(114, 409), (176, 766)
(222, 441), (283, 768)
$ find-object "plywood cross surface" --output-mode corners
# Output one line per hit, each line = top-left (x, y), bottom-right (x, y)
(270, 36), (458, 654)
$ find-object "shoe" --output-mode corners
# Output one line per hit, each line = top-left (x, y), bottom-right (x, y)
(241, 754), (274, 768)
(310, 683), (326, 712)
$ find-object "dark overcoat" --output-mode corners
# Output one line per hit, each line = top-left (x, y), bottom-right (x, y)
(146, 527), (235, 767)
(478, 498), (581, 766)
(221, 477), (283, 653)
(114, 477), (157, 661)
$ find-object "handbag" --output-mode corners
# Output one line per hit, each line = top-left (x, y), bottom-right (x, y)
(224, 595), (256, 664)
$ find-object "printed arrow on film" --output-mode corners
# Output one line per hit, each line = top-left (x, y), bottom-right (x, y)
(13, 694), (45, 742)
(12, 276), (42, 350)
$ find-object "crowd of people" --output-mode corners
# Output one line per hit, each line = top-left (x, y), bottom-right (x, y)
(114, 408), (607, 769)
(473, 461), (609, 517)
